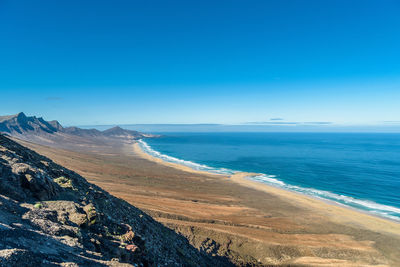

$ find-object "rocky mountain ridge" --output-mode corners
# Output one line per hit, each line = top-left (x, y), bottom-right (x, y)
(0, 112), (59, 135)
(0, 133), (230, 266)
(0, 113), (152, 141)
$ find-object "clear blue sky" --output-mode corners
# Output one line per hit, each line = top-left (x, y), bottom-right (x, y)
(0, 0), (399, 126)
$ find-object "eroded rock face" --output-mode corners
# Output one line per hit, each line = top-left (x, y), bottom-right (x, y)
(0, 134), (229, 267)
(0, 138), (60, 201)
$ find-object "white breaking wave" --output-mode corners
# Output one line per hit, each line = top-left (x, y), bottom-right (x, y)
(138, 139), (236, 175)
(252, 174), (400, 221)
(137, 139), (400, 222)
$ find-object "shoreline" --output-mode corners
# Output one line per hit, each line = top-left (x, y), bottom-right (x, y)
(133, 140), (400, 237)
(133, 142), (225, 177)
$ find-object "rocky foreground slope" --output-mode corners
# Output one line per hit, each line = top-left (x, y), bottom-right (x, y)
(0, 133), (231, 266)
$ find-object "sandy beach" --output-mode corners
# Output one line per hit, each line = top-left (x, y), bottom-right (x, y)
(133, 142), (400, 237)
(132, 142), (222, 177)
(16, 138), (400, 266)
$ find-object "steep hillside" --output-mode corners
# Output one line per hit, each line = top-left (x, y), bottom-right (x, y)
(0, 133), (230, 266)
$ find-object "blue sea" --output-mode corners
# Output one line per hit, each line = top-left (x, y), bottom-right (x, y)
(138, 132), (400, 221)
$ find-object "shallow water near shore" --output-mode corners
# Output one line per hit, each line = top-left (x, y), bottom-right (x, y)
(140, 132), (400, 221)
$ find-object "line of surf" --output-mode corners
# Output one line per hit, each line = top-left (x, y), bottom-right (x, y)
(137, 139), (235, 175)
(137, 139), (400, 222)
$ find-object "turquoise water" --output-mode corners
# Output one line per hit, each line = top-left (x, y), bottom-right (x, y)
(140, 132), (400, 221)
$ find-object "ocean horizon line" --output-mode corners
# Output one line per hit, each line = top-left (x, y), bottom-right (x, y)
(77, 123), (400, 133)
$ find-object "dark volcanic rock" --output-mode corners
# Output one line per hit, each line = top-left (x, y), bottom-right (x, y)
(0, 133), (230, 266)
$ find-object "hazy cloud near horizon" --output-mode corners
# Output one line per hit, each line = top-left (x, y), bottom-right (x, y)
(244, 121), (333, 125)
(383, 121), (400, 124)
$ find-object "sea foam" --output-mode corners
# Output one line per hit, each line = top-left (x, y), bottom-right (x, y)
(138, 139), (236, 175)
(138, 139), (400, 222)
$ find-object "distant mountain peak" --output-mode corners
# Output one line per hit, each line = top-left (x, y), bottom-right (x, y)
(102, 126), (142, 139)
(16, 112), (27, 119)
(103, 126), (125, 133)
(107, 126), (123, 131)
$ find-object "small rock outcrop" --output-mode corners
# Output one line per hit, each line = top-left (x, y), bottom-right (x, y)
(0, 134), (230, 266)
